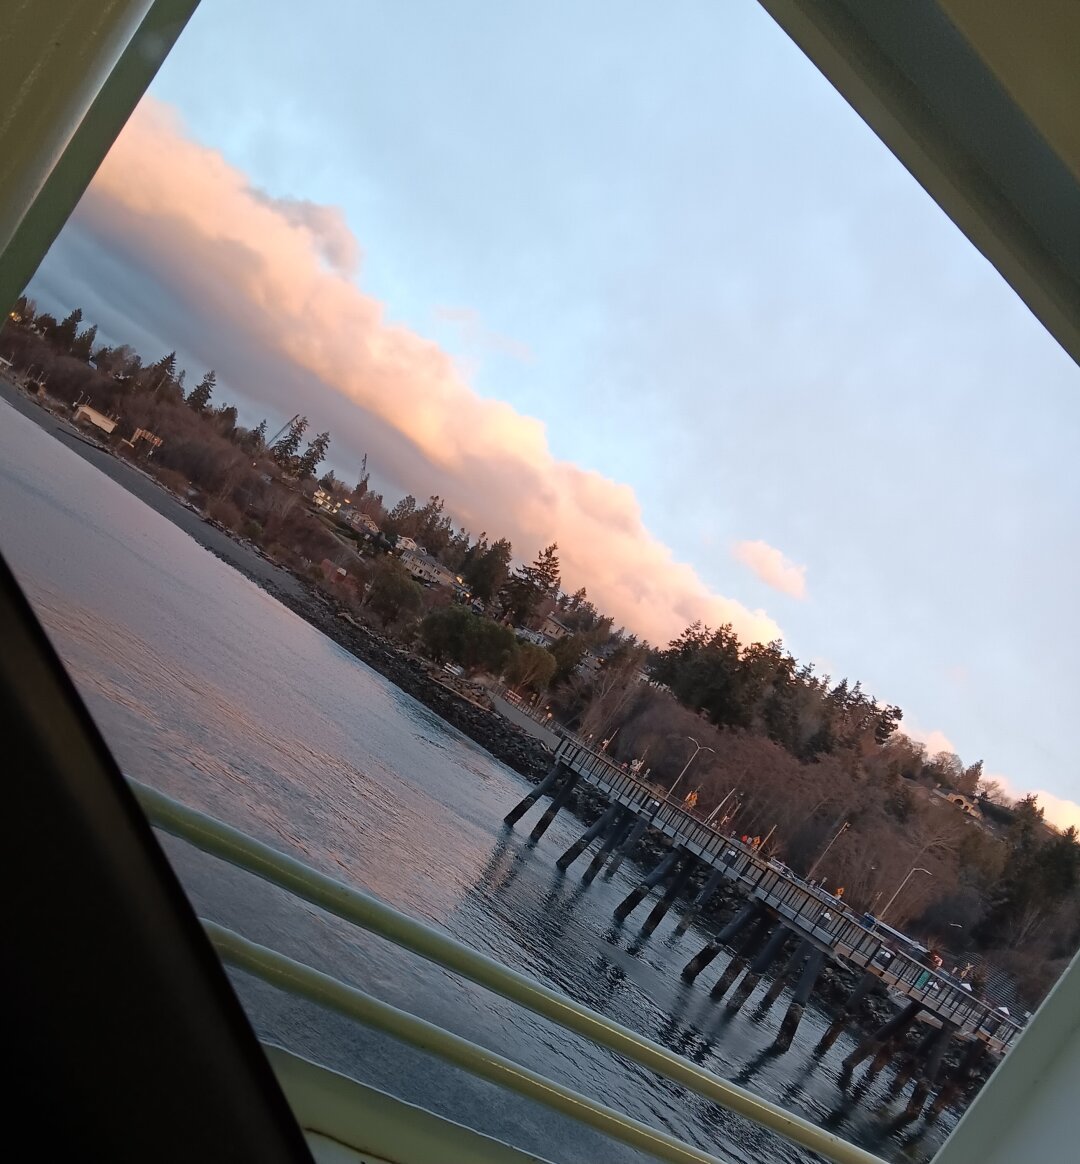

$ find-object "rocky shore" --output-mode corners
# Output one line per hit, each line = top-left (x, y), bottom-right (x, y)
(8, 376), (990, 1109)
(219, 563), (989, 1098)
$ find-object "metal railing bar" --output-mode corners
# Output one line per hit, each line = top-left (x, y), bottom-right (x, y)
(133, 780), (884, 1164)
(205, 920), (731, 1164)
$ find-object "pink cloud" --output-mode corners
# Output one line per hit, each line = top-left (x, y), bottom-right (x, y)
(906, 725), (958, 758)
(76, 99), (781, 648)
(991, 773), (1080, 833)
(732, 539), (807, 599)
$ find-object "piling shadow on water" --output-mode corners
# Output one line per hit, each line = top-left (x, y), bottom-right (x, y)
(732, 1046), (781, 1088)
(474, 832), (533, 894)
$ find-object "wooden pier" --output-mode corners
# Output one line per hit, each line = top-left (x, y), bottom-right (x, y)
(505, 737), (1021, 1063)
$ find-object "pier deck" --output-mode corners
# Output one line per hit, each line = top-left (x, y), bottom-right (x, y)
(531, 738), (1020, 1055)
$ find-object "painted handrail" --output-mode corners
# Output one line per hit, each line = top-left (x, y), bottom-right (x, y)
(207, 921), (728, 1164)
(132, 779), (884, 1164)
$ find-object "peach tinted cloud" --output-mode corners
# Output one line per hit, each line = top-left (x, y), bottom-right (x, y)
(77, 99), (781, 647)
(732, 539), (807, 599)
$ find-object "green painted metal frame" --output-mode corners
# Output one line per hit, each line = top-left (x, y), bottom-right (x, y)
(134, 780), (884, 1164)
(210, 920), (731, 1164)
(754, 0), (1080, 369)
(0, 0), (202, 313)
(267, 1044), (559, 1164)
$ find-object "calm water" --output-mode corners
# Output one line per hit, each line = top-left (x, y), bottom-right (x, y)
(0, 399), (951, 1164)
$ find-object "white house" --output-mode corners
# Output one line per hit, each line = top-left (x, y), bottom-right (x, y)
(313, 487), (341, 514)
(342, 508), (380, 536)
(539, 614), (570, 641)
(396, 535), (419, 553)
(400, 548), (457, 588)
(576, 651), (604, 677)
(515, 627), (553, 648)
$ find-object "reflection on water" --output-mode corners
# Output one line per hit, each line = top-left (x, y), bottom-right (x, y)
(0, 405), (956, 1163)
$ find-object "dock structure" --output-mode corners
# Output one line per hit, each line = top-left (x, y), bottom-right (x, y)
(505, 738), (1021, 1062)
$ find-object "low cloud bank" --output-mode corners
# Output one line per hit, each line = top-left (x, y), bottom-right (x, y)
(71, 99), (781, 647)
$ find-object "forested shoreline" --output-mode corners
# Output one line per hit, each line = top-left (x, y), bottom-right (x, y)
(4, 297), (1077, 1011)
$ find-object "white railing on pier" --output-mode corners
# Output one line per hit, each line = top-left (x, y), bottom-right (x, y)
(131, 779), (885, 1164)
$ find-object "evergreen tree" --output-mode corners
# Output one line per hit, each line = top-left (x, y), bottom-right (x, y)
(548, 634), (588, 685)
(150, 351), (178, 379)
(385, 494), (418, 535)
(442, 526), (472, 571)
(187, 370), (216, 412)
(216, 403), (238, 435)
(416, 495), (453, 557)
(297, 430), (330, 479)
(272, 415), (308, 465)
(35, 313), (58, 339)
(354, 454), (369, 499)
(248, 419), (268, 450)
(55, 308), (83, 352)
(70, 323), (97, 362)
(463, 537), (512, 603)
(503, 544), (560, 623)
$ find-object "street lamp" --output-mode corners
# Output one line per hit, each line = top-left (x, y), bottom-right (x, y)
(668, 736), (715, 798)
(805, 820), (849, 881)
(879, 866), (932, 921)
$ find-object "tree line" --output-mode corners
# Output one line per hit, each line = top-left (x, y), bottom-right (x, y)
(5, 295), (1076, 1009)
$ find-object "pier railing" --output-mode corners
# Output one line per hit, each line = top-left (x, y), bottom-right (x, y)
(551, 739), (1022, 1052)
(131, 779), (885, 1164)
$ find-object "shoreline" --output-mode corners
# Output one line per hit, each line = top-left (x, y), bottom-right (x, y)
(1, 379), (988, 1098)
(0, 377), (553, 779)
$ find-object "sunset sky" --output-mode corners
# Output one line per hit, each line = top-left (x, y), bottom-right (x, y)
(28, 1), (1079, 825)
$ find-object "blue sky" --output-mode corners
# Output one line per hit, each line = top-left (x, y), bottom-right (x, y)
(29, 0), (1080, 821)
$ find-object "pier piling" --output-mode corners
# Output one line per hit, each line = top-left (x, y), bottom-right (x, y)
(613, 848), (681, 921)
(759, 939), (811, 1011)
(682, 903), (760, 981)
(640, 854), (698, 936)
(774, 949), (826, 1051)
(529, 771), (580, 842)
(892, 1024), (939, 1091)
(604, 814), (649, 879)
(581, 807), (633, 884)
(903, 1025), (954, 1120)
(816, 970), (877, 1052)
(710, 912), (773, 1000)
(726, 923), (789, 1013)
(503, 762), (562, 826)
(673, 868), (725, 936)
(842, 1000), (922, 1072)
(928, 1038), (986, 1119)
(556, 804), (620, 871)
(501, 737), (1022, 1063)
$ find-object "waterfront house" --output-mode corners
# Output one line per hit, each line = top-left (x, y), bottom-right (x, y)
(400, 547), (457, 588)
(539, 614), (570, 641)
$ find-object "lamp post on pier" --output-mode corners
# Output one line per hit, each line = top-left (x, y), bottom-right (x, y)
(668, 736), (714, 799)
(806, 820), (849, 881)
(879, 866), (932, 922)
